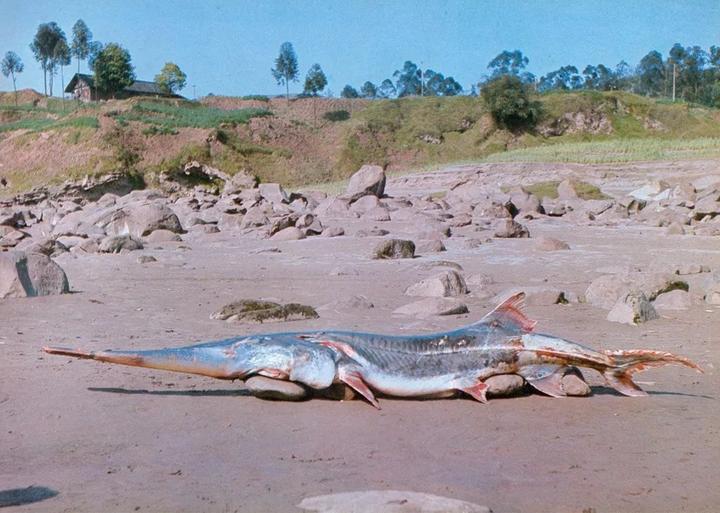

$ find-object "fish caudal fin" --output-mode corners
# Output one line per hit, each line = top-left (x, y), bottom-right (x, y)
(602, 349), (703, 397)
(479, 292), (537, 332)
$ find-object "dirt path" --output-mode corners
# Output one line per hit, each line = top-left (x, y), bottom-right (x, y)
(1, 160), (719, 512)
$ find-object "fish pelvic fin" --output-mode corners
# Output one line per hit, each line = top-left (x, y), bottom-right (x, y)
(602, 349), (703, 397)
(461, 381), (489, 404)
(338, 369), (380, 409)
(479, 292), (537, 332)
(519, 364), (567, 398)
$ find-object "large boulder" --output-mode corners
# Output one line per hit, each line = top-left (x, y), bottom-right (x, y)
(258, 183), (289, 204)
(345, 165), (386, 201)
(104, 202), (183, 238)
(493, 219), (530, 238)
(0, 251), (69, 299)
(99, 235), (144, 253)
(405, 270), (468, 298)
(607, 291), (658, 325)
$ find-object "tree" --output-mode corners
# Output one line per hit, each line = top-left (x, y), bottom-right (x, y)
(423, 70), (463, 96)
(302, 63), (327, 96)
(538, 65), (581, 92)
(53, 38), (71, 100)
(1, 51), (24, 105)
(377, 79), (396, 98)
(93, 43), (135, 98)
(488, 50), (528, 77)
(155, 62), (187, 94)
(481, 75), (540, 130)
(393, 61), (421, 96)
(340, 85), (359, 98)
(71, 19), (92, 74)
(636, 51), (665, 96)
(30, 22), (65, 96)
(271, 42), (299, 102)
(360, 81), (377, 98)
(87, 41), (104, 71)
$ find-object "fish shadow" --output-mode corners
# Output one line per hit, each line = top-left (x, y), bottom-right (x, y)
(590, 386), (714, 400)
(88, 387), (252, 397)
(0, 486), (59, 508)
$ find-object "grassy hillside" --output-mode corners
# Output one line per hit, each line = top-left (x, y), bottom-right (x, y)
(0, 90), (719, 196)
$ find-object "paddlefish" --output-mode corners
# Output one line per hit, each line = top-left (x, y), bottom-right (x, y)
(44, 293), (702, 408)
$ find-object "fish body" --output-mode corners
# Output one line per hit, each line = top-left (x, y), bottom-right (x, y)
(43, 293), (702, 408)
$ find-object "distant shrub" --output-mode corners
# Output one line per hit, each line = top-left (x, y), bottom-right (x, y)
(142, 125), (179, 136)
(323, 109), (350, 122)
(241, 95), (270, 102)
(482, 75), (541, 130)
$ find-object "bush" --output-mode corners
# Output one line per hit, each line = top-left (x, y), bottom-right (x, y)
(481, 75), (540, 130)
(323, 109), (350, 122)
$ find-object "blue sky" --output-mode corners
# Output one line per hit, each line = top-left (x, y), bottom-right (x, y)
(1, 0), (719, 97)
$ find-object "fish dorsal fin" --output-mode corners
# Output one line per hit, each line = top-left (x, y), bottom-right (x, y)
(480, 292), (537, 332)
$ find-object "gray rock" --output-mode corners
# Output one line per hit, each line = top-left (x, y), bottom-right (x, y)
(607, 291), (658, 325)
(345, 164), (386, 201)
(0, 251), (69, 299)
(653, 289), (692, 310)
(240, 206), (270, 228)
(244, 376), (307, 401)
(535, 237), (570, 251)
(137, 255), (157, 264)
(561, 367), (592, 396)
(405, 270), (468, 298)
(144, 229), (182, 243)
(222, 171), (257, 195)
(372, 239), (415, 259)
(557, 179), (579, 200)
(485, 374), (526, 397)
(357, 228), (390, 238)
(393, 297), (469, 317)
(99, 235), (144, 253)
(298, 491), (491, 513)
(105, 202), (183, 238)
(704, 282), (720, 305)
(258, 183), (289, 204)
(269, 226), (306, 241)
(585, 274), (632, 310)
(23, 237), (69, 257)
(321, 226), (345, 237)
(416, 239), (446, 253)
(361, 206), (391, 222)
(493, 219), (529, 238)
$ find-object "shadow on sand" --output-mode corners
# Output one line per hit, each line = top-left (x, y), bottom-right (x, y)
(591, 386), (714, 400)
(0, 486), (59, 508)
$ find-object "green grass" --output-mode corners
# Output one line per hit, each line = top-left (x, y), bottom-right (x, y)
(484, 137), (720, 164)
(113, 100), (272, 129)
(0, 115), (99, 133)
(520, 180), (610, 200)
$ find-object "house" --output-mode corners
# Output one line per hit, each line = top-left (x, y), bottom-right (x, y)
(64, 73), (183, 101)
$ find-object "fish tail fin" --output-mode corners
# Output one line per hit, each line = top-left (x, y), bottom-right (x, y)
(602, 349), (703, 397)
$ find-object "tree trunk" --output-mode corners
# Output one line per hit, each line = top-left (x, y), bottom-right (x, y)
(286, 78), (290, 104)
(43, 65), (47, 96)
(12, 74), (17, 106)
(77, 58), (80, 75)
(60, 64), (65, 111)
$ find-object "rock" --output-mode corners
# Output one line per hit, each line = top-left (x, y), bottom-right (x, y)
(244, 376), (307, 401)
(585, 274), (631, 310)
(269, 227), (306, 241)
(222, 171), (258, 195)
(105, 202), (183, 238)
(345, 164), (386, 201)
(393, 297), (469, 317)
(535, 237), (570, 251)
(405, 270), (468, 298)
(297, 491), (491, 513)
(22, 237), (69, 257)
(674, 263), (710, 275)
(240, 206), (270, 228)
(372, 239), (415, 259)
(144, 229), (182, 243)
(485, 374), (526, 397)
(211, 299), (319, 323)
(73, 238), (99, 254)
(557, 179), (579, 200)
(314, 197), (352, 217)
(98, 235), (144, 253)
(607, 291), (658, 325)
(321, 226), (345, 237)
(416, 239), (446, 253)
(258, 183), (289, 204)
(653, 289), (692, 310)
(361, 206), (391, 222)
(324, 295), (375, 311)
(137, 255), (157, 264)
(629, 181), (671, 202)
(561, 367), (592, 396)
(356, 228), (389, 238)
(665, 222), (685, 235)
(0, 251), (69, 299)
(704, 282), (720, 305)
(348, 195), (380, 214)
(493, 219), (529, 238)
(314, 383), (356, 401)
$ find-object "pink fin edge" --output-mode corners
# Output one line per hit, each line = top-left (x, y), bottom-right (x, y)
(485, 292), (537, 332)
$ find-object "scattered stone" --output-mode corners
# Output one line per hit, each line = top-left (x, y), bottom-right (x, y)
(372, 239), (415, 259)
(345, 164), (386, 201)
(653, 289), (692, 310)
(405, 270), (468, 298)
(585, 274), (632, 310)
(269, 227), (306, 241)
(704, 281), (720, 305)
(535, 237), (570, 251)
(361, 206), (391, 222)
(675, 263), (710, 275)
(416, 260), (464, 272)
(99, 235), (144, 253)
(485, 374), (526, 398)
(321, 226), (345, 237)
(393, 297), (469, 317)
(244, 376), (307, 401)
(22, 237), (69, 257)
(0, 251), (69, 299)
(561, 367), (592, 396)
(258, 183), (289, 204)
(326, 295), (375, 310)
(144, 229), (182, 243)
(493, 219), (529, 238)
(211, 299), (319, 323)
(356, 228), (389, 238)
(297, 491), (491, 513)
(416, 239), (446, 253)
(665, 222), (686, 235)
(222, 171), (258, 195)
(137, 255), (157, 264)
(607, 291), (658, 325)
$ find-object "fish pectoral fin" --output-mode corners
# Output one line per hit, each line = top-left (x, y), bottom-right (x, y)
(461, 381), (489, 404)
(339, 370), (380, 409)
(520, 364), (567, 398)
